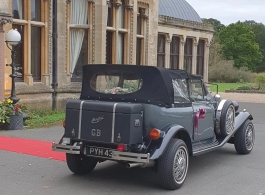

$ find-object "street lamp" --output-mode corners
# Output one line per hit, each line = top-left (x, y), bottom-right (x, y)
(5, 29), (21, 104)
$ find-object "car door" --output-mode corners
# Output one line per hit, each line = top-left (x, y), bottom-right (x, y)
(189, 79), (215, 141)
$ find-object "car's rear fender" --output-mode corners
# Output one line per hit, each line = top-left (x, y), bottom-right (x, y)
(234, 111), (253, 131)
(149, 125), (192, 160)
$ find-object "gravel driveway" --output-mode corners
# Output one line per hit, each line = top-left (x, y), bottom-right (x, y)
(217, 92), (265, 103)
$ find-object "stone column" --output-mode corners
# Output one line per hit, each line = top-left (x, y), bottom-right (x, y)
(192, 38), (198, 74)
(179, 36), (186, 70)
(94, 0), (108, 64)
(0, 10), (13, 101)
(204, 42), (211, 82)
(165, 34), (171, 69)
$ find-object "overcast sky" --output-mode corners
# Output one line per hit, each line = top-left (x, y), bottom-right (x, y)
(186, 0), (265, 25)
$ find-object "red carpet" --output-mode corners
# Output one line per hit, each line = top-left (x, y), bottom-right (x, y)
(0, 136), (66, 161)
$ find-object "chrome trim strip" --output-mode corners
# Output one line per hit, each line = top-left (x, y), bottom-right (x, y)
(111, 103), (118, 143)
(78, 101), (85, 139)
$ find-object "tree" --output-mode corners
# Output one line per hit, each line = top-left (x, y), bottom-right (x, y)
(208, 37), (224, 67)
(202, 18), (225, 33)
(219, 22), (263, 71)
(243, 20), (265, 72)
(202, 18), (226, 67)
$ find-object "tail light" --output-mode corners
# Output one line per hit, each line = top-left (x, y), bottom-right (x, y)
(63, 120), (66, 128)
(149, 128), (161, 140)
(117, 144), (127, 151)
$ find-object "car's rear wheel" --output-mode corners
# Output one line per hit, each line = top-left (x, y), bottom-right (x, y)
(220, 100), (235, 136)
(158, 139), (189, 190)
(234, 120), (255, 154)
(66, 154), (98, 175)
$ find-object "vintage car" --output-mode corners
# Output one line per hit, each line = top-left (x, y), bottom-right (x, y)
(52, 64), (255, 190)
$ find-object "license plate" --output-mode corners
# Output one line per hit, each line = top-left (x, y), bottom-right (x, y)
(86, 146), (112, 158)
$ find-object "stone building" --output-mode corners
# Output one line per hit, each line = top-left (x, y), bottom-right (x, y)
(1, 0), (214, 109)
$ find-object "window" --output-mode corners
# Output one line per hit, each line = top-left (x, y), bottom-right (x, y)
(170, 36), (180, 69)
(137, 8), (142, 35)
(12, 0), (24, 19)
(136, 8), (145, 65)
(12, 24), (24, 82)
(118, 2), (125, 29)
(70, 0), (89, 81)
(184, 38), (193, 73)
(31, 0), (41, 21)
(12, 0), (46, 82)
(157, 34), (166, 67)
(117, 33), (125, 64)
(189, 80), (206, 101)
(197, 40), (205, 76)
(136, 38), (142, 65)
(91, 71), (143, 94)
(107, 1), (113, 27)
(106, 0), (128, 64)
(106, 31), (113, 64)
(172, 79), (189, 103)
(31, 26), (41, 81)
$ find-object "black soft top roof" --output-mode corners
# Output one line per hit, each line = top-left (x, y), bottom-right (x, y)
(80, 64), (202, 107)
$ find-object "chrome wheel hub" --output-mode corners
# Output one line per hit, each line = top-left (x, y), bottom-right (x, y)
(225, 106), (235, 134)
(245, 125), (254, 150)
(173, 147), (187, 182)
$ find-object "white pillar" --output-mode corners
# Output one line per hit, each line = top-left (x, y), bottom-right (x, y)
(204, 42), (211, 82)
(179, 36), (186, 70)
(192, 38), (198, 74)
(165, 34), (171, 69)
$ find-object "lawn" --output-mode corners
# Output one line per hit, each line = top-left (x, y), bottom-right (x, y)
(209, 83), (254, 92)
(25, 110), (65, 129)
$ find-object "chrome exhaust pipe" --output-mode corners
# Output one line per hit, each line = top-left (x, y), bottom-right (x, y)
(126, 161), (155, 168)
(126, 163), (142, 168)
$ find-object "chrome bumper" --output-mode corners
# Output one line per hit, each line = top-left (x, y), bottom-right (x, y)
(111, 151), (150, 163)
(52, 143), (81, 154)
(52, 143), (150, 164)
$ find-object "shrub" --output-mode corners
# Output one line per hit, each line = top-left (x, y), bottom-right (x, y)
(237, 86), (252, 90)
(209, 62), (255, 83)
(255, 74), (265, 90)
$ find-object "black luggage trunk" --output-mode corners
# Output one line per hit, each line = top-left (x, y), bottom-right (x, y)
(64, 100), (144, 145)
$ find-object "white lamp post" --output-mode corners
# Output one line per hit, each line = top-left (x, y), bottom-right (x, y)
(5, 29), (21, 104)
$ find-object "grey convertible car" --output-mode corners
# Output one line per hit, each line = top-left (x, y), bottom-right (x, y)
(53, 64), (254, 190)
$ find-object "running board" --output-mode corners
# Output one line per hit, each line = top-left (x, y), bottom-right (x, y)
(192, 139), (219, 154)
(192, 134), (234, 156)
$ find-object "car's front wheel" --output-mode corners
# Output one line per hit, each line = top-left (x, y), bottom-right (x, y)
(158, 139), (189, 190)
(234, 119), (255, 154)
(66, 154), (98, 175)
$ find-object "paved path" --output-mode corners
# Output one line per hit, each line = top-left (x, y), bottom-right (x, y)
(219, 92), (265, 103)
